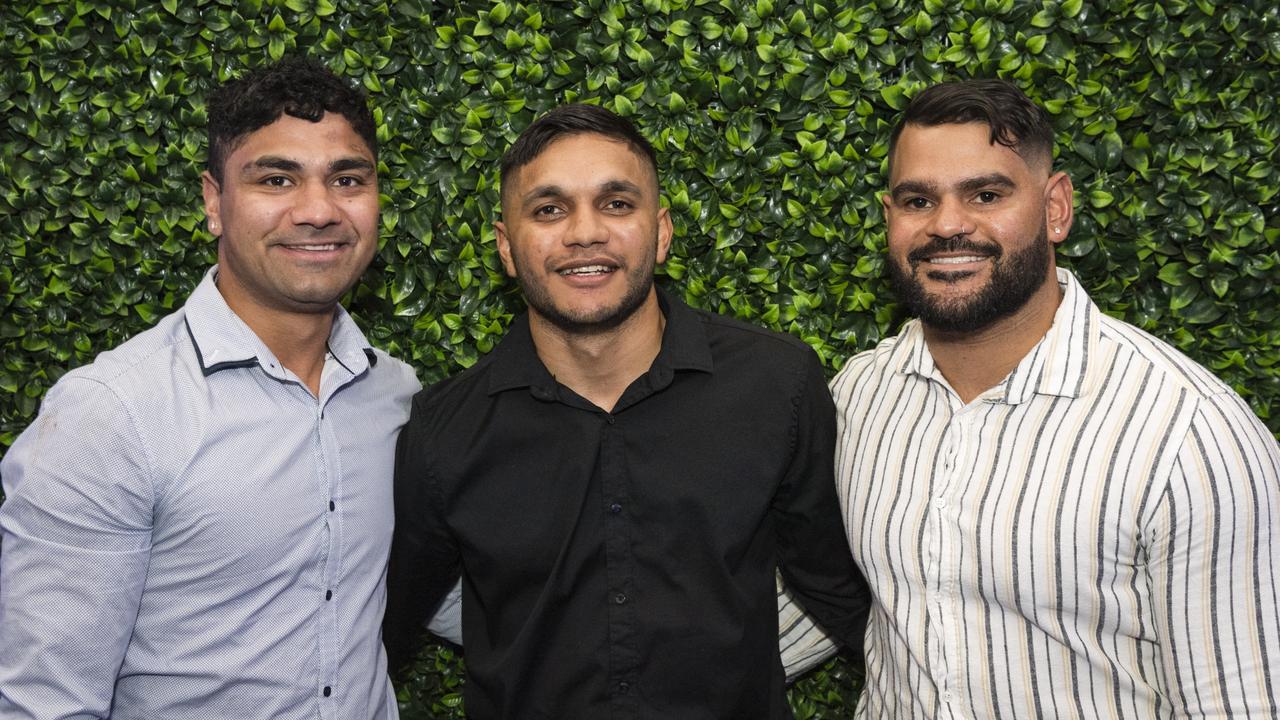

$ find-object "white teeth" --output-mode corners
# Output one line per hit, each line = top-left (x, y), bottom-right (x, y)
(559, 265), (613, 275)
(295, 244), (339, 251)
(930, 255), (985, 265)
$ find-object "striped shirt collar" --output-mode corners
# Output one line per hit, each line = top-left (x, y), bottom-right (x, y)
(183, 266), (375, 378)
(897, 267), (1098, 404)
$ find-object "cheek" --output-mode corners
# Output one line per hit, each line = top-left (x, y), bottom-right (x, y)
(988, 207), (1044, 243)
(883, 215), (916, 256)
(219, 195), (282, 236)
(344, 196), (381, 235)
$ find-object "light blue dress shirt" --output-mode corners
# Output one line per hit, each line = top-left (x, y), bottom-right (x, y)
(0, 268), (439, 719)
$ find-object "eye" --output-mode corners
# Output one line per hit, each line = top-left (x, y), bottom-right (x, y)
(262, 175), (293, 187)
(334, 175), (361, 187)
(903, 196), (931, 210)
(533, 204), (563, 218)
(975, 190), (1000, 203)
(604, 198), (633, 211)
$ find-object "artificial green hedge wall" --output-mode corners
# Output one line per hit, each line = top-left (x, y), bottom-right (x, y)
(2, 0), (1278, 716)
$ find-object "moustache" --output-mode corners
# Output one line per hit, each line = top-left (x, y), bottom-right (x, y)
(907, 235), (1003, 266)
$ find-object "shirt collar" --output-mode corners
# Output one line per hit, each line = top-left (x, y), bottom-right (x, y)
(183, 266), (376, 378)
(897, 267), (1098, 404)
(487, 286), (714, 399)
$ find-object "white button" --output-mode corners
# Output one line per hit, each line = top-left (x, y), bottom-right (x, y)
(934, 497), (946, 509)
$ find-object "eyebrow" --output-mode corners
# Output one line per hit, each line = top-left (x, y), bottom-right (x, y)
(955, 173), (1016, 194)
(241, 156), (302, 175)
(519, 179), (646, 207)
(238, 156), (375, 176)
(600, 179), (644, 196)
(890, 173), (1016, 201)
(330, 157), (376, 174)
(889, 179), (936, 201)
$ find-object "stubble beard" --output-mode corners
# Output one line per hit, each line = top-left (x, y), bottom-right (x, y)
(887, 226), (1052, 334)
(512, 245), (658, 336)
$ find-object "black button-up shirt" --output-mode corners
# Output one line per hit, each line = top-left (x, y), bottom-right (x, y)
(386, 290), (869, 719)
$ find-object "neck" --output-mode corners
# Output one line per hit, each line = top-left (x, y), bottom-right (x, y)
(218, 289), (336, 397)
(528, 290), (666, 412)
(922, 273), (1063, 404)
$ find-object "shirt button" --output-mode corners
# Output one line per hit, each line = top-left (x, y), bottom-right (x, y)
(609, 503), (622, 514)
(614, 592), (628, 605)
(934, 497), (946, 509)
(329, 500), (336, 511)
(325, 590), (333, 601)
(617, 680), (631, 694)
(323, 686), (332, 697)
(606, 415), (616, 425)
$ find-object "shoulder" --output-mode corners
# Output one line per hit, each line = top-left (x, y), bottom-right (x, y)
(365, 347), (421, 393)
(406, 350), (501, 430)
(66, 309), (191, 391)
(1092, 314), (1276, 459)
(2, 313), (194, 486)
(830, 332), (908, 398)
(1095, 314), (1240, 402)
(691, 305), (819, 367)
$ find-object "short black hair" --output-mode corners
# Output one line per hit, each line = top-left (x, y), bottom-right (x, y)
(888, 79), (1055, 169)
(499, 104), (659, 203)
(206, 56), (377, 183)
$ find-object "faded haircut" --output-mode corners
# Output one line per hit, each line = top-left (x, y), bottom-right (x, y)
(499, 104), (659, 205)
(888, 78), (1055, 170)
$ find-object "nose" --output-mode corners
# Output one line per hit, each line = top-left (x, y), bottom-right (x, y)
(291, 181), (341, 229)
(925, 197), (974, 240)
(564, 208), (609, 247)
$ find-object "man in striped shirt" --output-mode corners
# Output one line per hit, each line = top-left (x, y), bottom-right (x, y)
(832, 78), (1280, 717)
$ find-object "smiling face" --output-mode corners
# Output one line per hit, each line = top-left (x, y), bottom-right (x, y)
(202, 112), (379, 324)
(495, 132), (673, 336)
(882, 122), (1073, 334)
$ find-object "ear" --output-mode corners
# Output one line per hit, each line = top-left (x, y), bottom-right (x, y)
(1044, 171), (1074, 246)
(655, 207), (674, 264)
(880, 190), (893, 225)
(202, 171), (223, 237)
(495, 220), (517, 278)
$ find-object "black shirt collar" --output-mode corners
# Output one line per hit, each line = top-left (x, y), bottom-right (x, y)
(486, 287), (714, 400)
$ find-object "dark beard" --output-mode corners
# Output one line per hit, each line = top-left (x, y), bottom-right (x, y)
(887, 227), (1051, 334)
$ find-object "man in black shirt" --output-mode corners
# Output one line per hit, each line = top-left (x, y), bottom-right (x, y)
(386, 104), (869, 719)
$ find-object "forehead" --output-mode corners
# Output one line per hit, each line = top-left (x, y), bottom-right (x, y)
(889, 122), (1037, 185)
(226, 113), (373, 163)
(509, 133), (656, 191)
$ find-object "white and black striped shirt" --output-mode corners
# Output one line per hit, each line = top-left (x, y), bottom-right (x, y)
(830, 268), (1280, 718)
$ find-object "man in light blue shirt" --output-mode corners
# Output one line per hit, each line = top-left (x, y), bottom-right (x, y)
(0, 57), (456, 719)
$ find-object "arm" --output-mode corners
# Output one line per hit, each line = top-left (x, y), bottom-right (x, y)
(771, 352), (872, 654)
(1148, 393), (1280, 717)
(383, 395), (463, 676)
(0, 379), (153, 719)
(425, 578), (463, 645)
(777, 571), (838, 681)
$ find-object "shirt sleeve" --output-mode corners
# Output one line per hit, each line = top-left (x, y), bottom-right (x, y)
(383, 395), (463, 676)
(776, 571), (838, 681)
(0, 377), (154, 719)
(1148, 391), (1280, 716)
(771, 351), (872, 654)
(425, 577), (463, 645)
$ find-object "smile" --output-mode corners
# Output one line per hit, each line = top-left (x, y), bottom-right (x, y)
(927, 255), (988, 265)
(558, 265), (616, 276)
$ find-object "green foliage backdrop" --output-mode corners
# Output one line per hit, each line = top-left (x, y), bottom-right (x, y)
(2, 0), (1278, 715)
